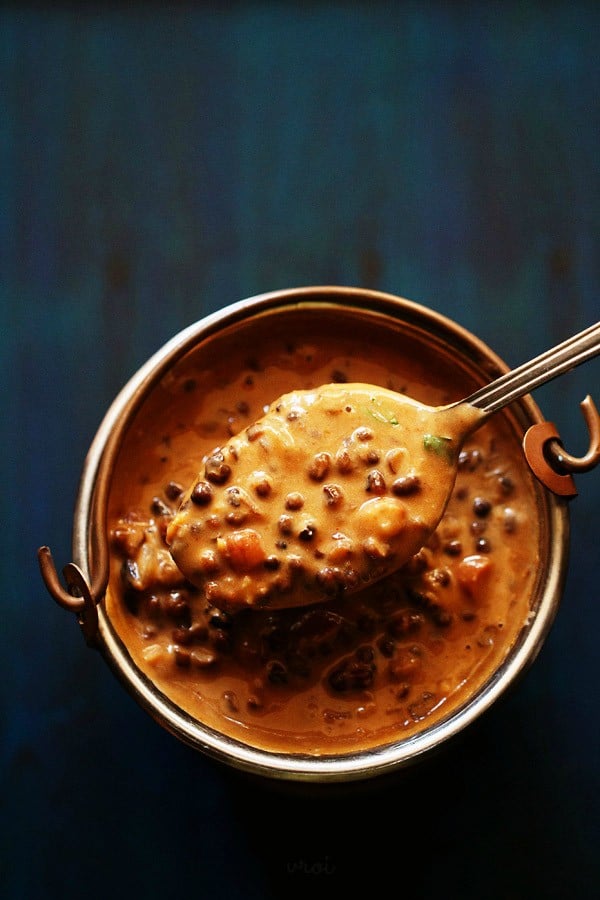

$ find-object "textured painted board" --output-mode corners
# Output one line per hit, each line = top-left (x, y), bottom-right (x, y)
(2, 5), (599, 898)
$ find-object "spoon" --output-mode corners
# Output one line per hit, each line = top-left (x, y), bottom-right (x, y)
(166, 321), (600, 611)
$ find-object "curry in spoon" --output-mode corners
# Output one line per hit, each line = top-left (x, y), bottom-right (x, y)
(166, 322), (599, 611)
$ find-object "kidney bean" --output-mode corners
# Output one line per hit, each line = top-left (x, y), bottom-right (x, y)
(191, 481), (213, 506)
(205, 451), (231, 484)
(308, 452), (331, 481)
(392, 475), (421, 496)
(335, 447), (355, 473)
(323, 483), (344, 507)
(328, 653), (376, 692)
(366, 470), (386, 494)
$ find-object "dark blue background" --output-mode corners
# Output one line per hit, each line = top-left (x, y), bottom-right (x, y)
(2, 4), (599, 898)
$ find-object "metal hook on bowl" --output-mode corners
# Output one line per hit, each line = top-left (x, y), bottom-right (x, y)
(523, 395), (600, 497)
(38, 546), (101, 647)
(36, 312), (212, 651)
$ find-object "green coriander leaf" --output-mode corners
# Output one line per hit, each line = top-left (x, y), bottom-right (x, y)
(365, 399), (399, 426)
(423, 433), (454, 463)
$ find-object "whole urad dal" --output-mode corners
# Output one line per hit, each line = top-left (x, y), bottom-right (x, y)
(107, 311), (539, 755)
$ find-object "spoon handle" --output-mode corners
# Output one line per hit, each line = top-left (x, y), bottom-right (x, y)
(463, 321), (600, 415)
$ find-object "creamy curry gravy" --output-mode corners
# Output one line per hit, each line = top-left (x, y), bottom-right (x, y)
(106, 311), (540, 755)
(166, 383), (484, 610)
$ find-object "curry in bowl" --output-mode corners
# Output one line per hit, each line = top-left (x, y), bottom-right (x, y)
(104, 302), (544, 757)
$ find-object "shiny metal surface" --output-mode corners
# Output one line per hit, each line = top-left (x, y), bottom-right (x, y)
(464, 320), (600, 414)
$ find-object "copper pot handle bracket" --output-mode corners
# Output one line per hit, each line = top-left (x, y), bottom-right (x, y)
(37, 547), (102, 647)
(36, 305), (222, 649)
(38, 463), (112, 648)
(523, 395), (600, 497)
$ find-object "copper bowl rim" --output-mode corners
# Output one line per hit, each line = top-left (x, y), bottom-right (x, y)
(70, 286), (569, 782)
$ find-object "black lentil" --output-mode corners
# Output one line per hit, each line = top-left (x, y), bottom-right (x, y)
(266, 660), (288, 684)
(395, 683), (411, 700)
(387, 610), (424, 638)
(278, 515), (293, 535)
(443, 540), (462, 556)
(226, 487), (242, 506)
(331, 369), (348, 383)
(151, 496), (171, 517)
(378, 637), (396, 658)
(458, 448), (483, 471)
(164, 591), (191, 625)
(285, 492), (305, 510)
(173, 646), (191, 668)
(473, 497), (492, 518)
(323, 483), (344, 507)
(335, 448), (355, 473)
(225, 509), (248, 526)
(366, 470), (386, 494)
(191, 481), (213, 506)
(308, 452), (332, 481)
(204, 451), (231, 484)
(392, 475), (421, 496)
(253, 476), (272, 497)
(165, 481), (184, 501)
(328, 652), (376, 692)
